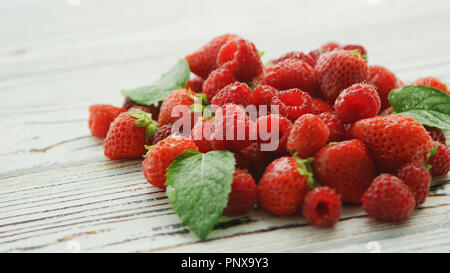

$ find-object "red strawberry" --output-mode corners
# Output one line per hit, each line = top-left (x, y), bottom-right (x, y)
(142, 135), (198, 189)
(320, 42), (340, 52)
(88, 104), (126, 138)
(185, 76), (204, 93)
(362, 174), (415, 222)
(314, 50), (369, 102)
(342, 44), (367, 60)
(425, 126), (446, 144)
(334, 83), (381, 123)
(271, 51), (318, 69)
(412, 76), (449, 95)
(152, 124), (173, 145)
(251, 85), (279, 107)
(302, 186), (342, 227)
(318, 112), (345, 142)
(217, 37), (263, 82)
(157, 89), (195, 127)
(239, 142), (275, 181)
(271, 89), (313, 122)
(211, 82), (252, 107)
(428, 142), (450, 177)
(224, 169), (257, 215)
(287, 114), (329, 158)
(186, 33), (240, 79)
(190, 118), (226, 153)
(368, 65), (404, 110)
(263, 59), (315, 95)
(256, 114), (293, 154)
(396, 162), (431, 205)
(311, 98), (333, 115)
(202, 68), (236, 101)
(104, 110), (157, 160)
(313, 139), (377, 204)
(258, 156), (313, 215)
(352, 114), (434, 173)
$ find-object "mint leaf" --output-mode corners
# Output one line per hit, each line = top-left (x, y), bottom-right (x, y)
(121, 59), (190, 106)
(165, 150), (236, 240)
(388, 85), (450, 130)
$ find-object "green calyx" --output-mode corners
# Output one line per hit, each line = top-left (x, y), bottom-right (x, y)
(128, 109), (158, 141)
(424, 141), (439, 170)
(293, 153), (316, 189)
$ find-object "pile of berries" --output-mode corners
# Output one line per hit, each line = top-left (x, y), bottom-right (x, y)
(88, 34), (449, 229)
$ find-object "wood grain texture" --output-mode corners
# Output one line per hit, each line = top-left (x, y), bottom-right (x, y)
(0, 0), (449, 252)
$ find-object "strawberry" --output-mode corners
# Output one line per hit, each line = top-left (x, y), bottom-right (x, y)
(427, 142), (450, 177)
(224, 169), (257, 215)
(352, 114), (434, 173)
(239, 142), (275, 181)
(185, 76), (204, 93)
(412, 76), (449, 95)
(314, 49), (369, 102)
(396, 162), (431, 205)
(251, 85), (279, 107)
(186, 33), (240, 79)
(256, 114), (293, 154)
(211, 82), (252, 107)
(216, 37), (263, 82)
(271, 89), (313, 122)
(342, 44), (367, 60)
(302, 186), (342, 227)
(157, 89), (195, 127)
(310, 98), (333, 115)
(190, 118), (225, 153)
(88, 104), (126, 138)
(142, 135), (198, 189)
(368, 65), (404, 110)
(318, 112), (345, 142)
(271, 51), (317, 67)
(258, 156), (313, 215)
(202, 68), (236, 101)
(313, 139), (377, 204)
(362, 174), (415, 222)
(263, 58), (315, 95)
(103, 110), (157, 160)
(320, 42), (340, 52)
(287, 114), (329, 158)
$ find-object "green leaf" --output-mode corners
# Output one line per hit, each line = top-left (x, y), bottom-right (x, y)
(388, 85), (450, 130)
(121, 59), (190, 106)
(165, 150), (236, 240)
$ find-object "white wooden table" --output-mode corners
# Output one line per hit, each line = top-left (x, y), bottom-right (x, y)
(0, 0), (449, 253)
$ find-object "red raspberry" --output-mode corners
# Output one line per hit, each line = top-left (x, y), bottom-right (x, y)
(315, 50), (369, 102)
(142, 135), (198, 189)
(396, 162), (431, 205)
(287, 114), (329, 158)
(302, 186), (342, 227)
(311, 98), (333, 115)
(217, 37), (263, 82)
(202, 68), (236, 101)
(258, 156), (312, 215)
(104, 110), (157, 160)
(88, 104), (126, 138)
(213, 104), (253, 152)
(224, 169), (257, 216)
(379, 106), (393, 116)
(256, 114), (293, 154)
(152, 124), (173, 145)
(342, 44), (368, 60)
(251, 85), (279, 107)
(334, 83), (381, 123)
(157, 89), (195, 127)
(211, 82), (252, 107)
(234, 152), (251, 171)
(239, 142), (275, 181)
(318, 112), (345, 142)
(368, 65), (404, 110)
(313, 139), (377, 204)
(190, 118), (226, 153)
(271, 51), (318, 68)
(186, 33), (239, 78)
(428, 142), (450, 177)
(320, 42), (340, 52)
(123, 98), (160, 120)
(412, 76), (449, 95)
(185, 76), (204, 93)
(263, 59), (315, 95)
(425, 126), (446, 144)
(271, 89), (313, 122)
(362, 174), (416, 222)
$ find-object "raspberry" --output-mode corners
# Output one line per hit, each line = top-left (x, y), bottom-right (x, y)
(379, 106), (393, 116)
(256, 114), (293, 154)
(320, 42), (340, 52)
(142, 135), (198, 189)
(251, 85), (278, 107)
(239, 142), (275, 181)
(190, 118), (225, 153)
(303, 187), (342, 227)
(271, 51), (318, 67)
(258, 156), (311, 215)
(211, 82), (252, 107)
(157, 89), (195, 127)
(217, 37), (263, 82)
(185, 76), (204, 93)
(342, 44), (367, 60)
(425, 126), (446, 144)
(123, 98), (160, 119)
(152, 124), (173, 145)
(234, 152), (251, 171)
(271, 89), (313, 122)
(186, 33), (239, 78)
(311, 98), (333, 115)
(263, 59), (315, 95)
(318, 112), (345, 142)
(368, 65), (404, 110)
(362, 174), (416, 222)
(412, 76), (449, 95)
(88, 104), (126, 138)
(396, 162), (431, 205)
(202, 68), (236, 101)
(334, 83), (381, 123)
(224, 169), (257, 215)
(428, 142), (450, 177)
(287, 114), (329, 158)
